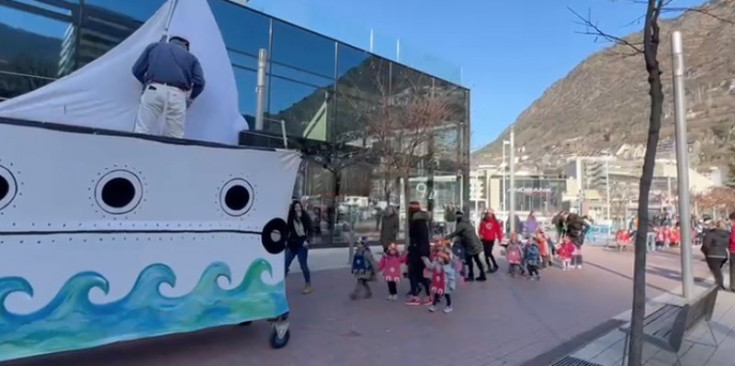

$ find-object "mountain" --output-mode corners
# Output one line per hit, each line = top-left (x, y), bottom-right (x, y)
(472, 0), (735, 171)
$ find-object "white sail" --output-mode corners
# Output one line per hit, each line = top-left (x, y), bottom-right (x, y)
(0, 0), (247, 145)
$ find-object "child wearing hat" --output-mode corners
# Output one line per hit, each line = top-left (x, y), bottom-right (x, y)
(350, 237), (379, 300)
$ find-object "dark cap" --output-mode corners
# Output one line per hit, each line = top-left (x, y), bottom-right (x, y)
(169, 35), (190, 49)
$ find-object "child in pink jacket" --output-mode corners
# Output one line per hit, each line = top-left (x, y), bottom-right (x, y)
(378, 243), (406, 301)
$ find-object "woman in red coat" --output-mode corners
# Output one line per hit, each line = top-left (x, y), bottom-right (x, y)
(478, 210), (503, 273)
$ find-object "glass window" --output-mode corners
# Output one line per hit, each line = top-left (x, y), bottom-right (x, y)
(267, 76), (331, 141)
(0, 3), (70, 98)
(210, 0), (269, 58)
(232, 66), (257, 128)
(271, 19), (335, 79)
(84, 0), (164, 22)
(77, 2), (145, 70)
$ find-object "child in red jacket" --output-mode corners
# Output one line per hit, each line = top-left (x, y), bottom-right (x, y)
(378, 243), (406, 301)
(557, 236), (576, 271)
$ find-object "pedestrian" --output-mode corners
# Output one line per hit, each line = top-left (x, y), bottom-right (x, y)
(421, 242), (456, 313)
(702, 220), (730, 290)
(558, 236), (576, 271)
(405, 201), (433, 306)
(285, 200), (314, 294)
(524, 211), (539, 240)
(729, 212), (735, 291)
(506, 233), (523, 277)
(444, 203), (457, 235)
(378, 243), (406, 301)
(350, 237), (379, 300)
(533, 228), (551, 268)
(446, 211), (486, 282)
(524, 240), (541, 280)
(566, 213), (587, 269)
(132, 36), (205, 138)
(478, 210), (503, 273)
(379, 206), (399, 251)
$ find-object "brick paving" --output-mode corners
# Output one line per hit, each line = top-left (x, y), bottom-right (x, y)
(3, 247), (710, 366)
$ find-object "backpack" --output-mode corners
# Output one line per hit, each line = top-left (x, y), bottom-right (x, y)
(525, 244), (540, 264)
(351, 249), (372, 276)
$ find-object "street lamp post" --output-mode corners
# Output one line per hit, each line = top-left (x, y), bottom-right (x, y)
(509, 127), (516, 234)
(502, 139), (509, 212)
(606, 155), (611, 222)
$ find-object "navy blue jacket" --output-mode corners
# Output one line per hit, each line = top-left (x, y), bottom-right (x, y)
(132, 41), (205, 99)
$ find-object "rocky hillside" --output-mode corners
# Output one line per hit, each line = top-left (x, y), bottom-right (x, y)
(473, 0), (735, 170)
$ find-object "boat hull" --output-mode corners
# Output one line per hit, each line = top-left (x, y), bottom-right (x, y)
(0, 120), (301, 361)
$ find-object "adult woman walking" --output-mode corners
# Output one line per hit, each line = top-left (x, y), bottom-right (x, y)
(379, 206), (399, 251)
(447, 211), (486, 281)
(478, 210), (503, 273)
(702, 219), (730, 290)
(524, 211), (539, 240)
(285, 200), (314, 294)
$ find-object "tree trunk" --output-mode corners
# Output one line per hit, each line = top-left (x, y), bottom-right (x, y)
(629, 2), (664, 365)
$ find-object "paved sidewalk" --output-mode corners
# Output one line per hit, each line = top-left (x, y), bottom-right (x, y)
(558, 277), (735, 366)
(3, 246), (710, 366)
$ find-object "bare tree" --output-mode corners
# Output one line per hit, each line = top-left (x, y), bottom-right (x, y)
(570, 1), (732, 364)
(339, 58), (458, 241)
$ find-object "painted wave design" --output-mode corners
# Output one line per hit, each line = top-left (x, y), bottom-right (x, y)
(0, 259), (287, 362)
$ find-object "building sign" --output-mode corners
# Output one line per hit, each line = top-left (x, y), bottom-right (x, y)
(513, 187), (552, 195)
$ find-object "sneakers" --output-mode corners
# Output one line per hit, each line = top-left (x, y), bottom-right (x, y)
(428, 305), (437, 312)
(443, 306), (453, 313)
(303, 285), (313, 294)
(576, 265), (583, 269)
(405, 297), (421, 306)
(476, 276), (487, 282)
(386, 294), (398, 301)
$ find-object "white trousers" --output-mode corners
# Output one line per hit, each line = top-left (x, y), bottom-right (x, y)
(134, 83), (187, 138)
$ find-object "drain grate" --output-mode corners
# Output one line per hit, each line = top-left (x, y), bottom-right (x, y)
(549, 356), (604, 366)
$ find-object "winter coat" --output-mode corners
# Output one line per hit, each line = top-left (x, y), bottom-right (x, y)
(479, 216), (504, 242)
(730, 224), (735, 253)
(702, 229), (729, 259)
(378, 253), (406, 282)
(506, 243), (523, 265)
(408, 210), (431, 262)
(352, 246), (379, 281)
(447, 218), (483, 256)
(558, 241), (575, 260)
(287, 212), (313, 251)
(422, 257), (457, 295)
(379, 212), (399, 249)
(524, 217), (539, 236)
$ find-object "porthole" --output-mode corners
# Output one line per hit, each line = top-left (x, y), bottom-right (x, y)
(0, 165), (17, 211)
(95, 170), (142, 215)
(219, 178), (254, 217)
(262, 218), (288, 254)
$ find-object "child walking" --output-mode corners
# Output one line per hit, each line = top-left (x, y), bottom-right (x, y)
(524, 240), (542, 280)
(557, 236), (576, 271)
(422, 242), (456, 313)
(350, 238), (379, 300)
(506, 233), (523, 277)
(378, 243), (406, 301)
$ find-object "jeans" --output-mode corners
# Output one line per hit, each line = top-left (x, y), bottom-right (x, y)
(285, 246), (311, 284)
(527, 264), (539, 277)
(646, 232), (657, 252)
(134, 83), (188, 138)
(706, 257), (727, 288)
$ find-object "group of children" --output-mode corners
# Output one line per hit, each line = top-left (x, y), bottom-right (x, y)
(349, 227), (584, 312)
(350, 238), (458, 313)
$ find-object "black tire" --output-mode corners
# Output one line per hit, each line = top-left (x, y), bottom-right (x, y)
(269, 328), (290, 349)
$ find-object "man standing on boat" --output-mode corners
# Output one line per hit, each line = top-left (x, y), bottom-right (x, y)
(131, 35), (205, 138)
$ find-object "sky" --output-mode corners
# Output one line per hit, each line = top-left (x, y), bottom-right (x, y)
(249, 0), (709, 151)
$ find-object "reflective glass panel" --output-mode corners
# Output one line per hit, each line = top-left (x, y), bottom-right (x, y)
(271, 19), (335, 79)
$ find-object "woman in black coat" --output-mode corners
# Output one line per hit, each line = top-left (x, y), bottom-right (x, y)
(286, 200), (314, 294)
(702, 220), (730, 290)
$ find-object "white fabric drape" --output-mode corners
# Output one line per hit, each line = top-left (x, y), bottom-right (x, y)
(0, 0), (247, 145)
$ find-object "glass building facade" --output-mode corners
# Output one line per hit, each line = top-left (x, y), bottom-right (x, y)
(0, 0), (471, 246)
